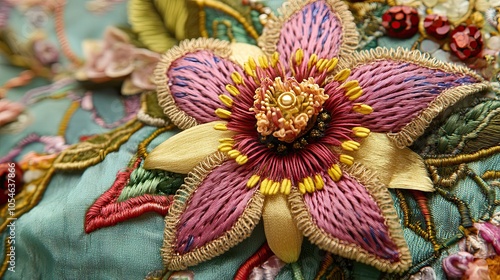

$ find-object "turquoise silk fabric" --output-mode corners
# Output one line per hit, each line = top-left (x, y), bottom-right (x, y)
(1, 0), (500, 279)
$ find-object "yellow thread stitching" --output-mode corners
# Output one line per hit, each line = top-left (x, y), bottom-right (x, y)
(57, 101), (80, 137)
(424, 145), (500, 167)
(328, 164), (342, 182)
(215, 108), (232, 119)
(214, 123), (228, 131)
(352, 126), (370, 138)
(352, 103), (373, 114)
(218, 94), (233, 108)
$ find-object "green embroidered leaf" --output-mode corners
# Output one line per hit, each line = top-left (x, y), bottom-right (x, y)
(138, 92), (171, 126)
(128, 0), (200, 53)
(128, 0), (268, 52)
(54, 120), (143, 171)
(117, 166), (184, 202)
(418, 99), (500, 155)
(186, 0), (264, 45)
(0, 30), (52, 78)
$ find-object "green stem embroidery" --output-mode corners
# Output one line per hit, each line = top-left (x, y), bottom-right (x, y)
(291, 262), (304, 280)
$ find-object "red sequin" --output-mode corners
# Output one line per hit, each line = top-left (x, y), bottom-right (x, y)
(450, 25), (483, 60)
(424, 14), (451, 40)
(382, 6), (419, 39)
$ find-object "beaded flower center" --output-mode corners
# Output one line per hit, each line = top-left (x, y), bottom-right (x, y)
(214, 49), (373, 195)
(253, 77), (328, 143)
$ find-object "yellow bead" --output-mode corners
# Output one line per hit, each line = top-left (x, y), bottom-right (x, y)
(342, 80), (358, 91)
(218, 95), (233, 108)
(315, 59), (325, 70)
(215, 108), (232, 119)
(226, 84), (240, 96)
(295, 48), (304, 65)
(258, 55), (269, 68)
(218, 142), (233, 152)
(214, 123), (227, 131)
(218, 137), (234, 143)
(340, 154), (354, 166)
(317, 59), (329, 72)
(352, 127), (370, 138)
(307, 54), (318, 70)
(271, 52), (280, 68)
(333, 68), (351, 82)
(341, 140), (361, 151)
(247, 174), (260, 188)
(270, 181), (280, 195)
(280, 179), (291, 195)
(314, 174), (324, 190)
(260, 178), (270, 194)
(352, 103), (373, 115)
(231, 72), (244, 85)
(236, 154), (248, 165)
(248, 57), (257, 69)
(304, 177), (315, 193)
(244, 62), (256, 77)
(298, 182), (307, 194)
(227, 149), (241, 158)
(328, 164), (342, 181)
(326, 58), (338, 72)
(346, 87), (363, 101)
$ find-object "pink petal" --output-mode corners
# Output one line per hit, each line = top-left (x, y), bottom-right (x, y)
(289, 164), (411, 273)
(156, 39), (245, 129)
(105, 42), (135, 78)
(476, 222), (500, 254)
(131, 49), (161, 89)
(260, 0), (357, 65)
(442, 252), (474, 278)
(163, 153), (264, 270)
(0, 99), (24, 126)
(341, 49), (488, 147)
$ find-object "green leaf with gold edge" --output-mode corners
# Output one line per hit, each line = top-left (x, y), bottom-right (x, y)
(54, 119), (143, 171)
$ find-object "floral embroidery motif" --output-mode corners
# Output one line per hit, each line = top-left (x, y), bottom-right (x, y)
(85, 158), (184, 233)
(144, 0), (490, 274)
(442, 216), (500, 279)
(54, 119), (143, 170)
(77, 27), (161, 95)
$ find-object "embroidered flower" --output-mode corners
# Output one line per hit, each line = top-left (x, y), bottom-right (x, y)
(442, 251), (475, 278)
(443, 252), (491, 280)
(78, 26), (161, 95)
(0, 99), (25, 127)
(122, 49), (161, 95)
(144, 0), (488, 273)
(32, 38), (59, 66)
(475, 222), (500, 255)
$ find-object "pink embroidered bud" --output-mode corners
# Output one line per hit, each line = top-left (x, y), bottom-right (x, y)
(442, 251), (474, 278)
(476, 222), (500, 255)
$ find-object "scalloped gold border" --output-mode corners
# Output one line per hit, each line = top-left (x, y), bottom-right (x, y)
(258, 0), (359, 59)
(162, 151), (265, 270)
(154, 38), (233, 130)
(288, 162), (412, 273)
(336, 47), (490, 148)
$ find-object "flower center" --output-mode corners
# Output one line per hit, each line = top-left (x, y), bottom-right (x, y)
(253, 76), (329, 143)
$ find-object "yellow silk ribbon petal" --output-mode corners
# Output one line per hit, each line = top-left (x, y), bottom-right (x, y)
(229, 42), (265, 66)
(262, 194), (303, 263)
(345, 132), (434, 192)
(144, 121), (235, 173)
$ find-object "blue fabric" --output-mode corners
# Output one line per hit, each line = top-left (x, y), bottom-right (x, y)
(1, 0), (499, 279)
